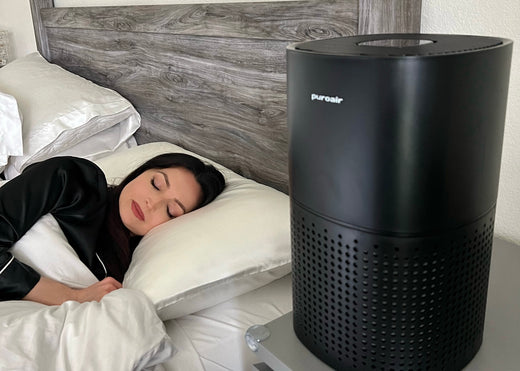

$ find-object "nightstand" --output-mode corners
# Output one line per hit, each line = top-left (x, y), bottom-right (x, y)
(246, 238), (520, 370)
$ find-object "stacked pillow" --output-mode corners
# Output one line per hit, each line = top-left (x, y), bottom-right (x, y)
(0, 92), (23, 174)
(0, 52), (140, 179)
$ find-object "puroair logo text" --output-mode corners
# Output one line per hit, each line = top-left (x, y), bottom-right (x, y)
(311, 93), (344, 104)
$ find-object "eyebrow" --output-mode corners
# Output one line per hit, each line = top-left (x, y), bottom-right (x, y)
(158, 170), (187, 214)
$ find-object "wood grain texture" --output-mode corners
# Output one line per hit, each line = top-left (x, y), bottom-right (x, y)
(358, 0), (422, 34)
(41, 1), (357, 41)
(30, 0), (54, 60)
(30, 0), (422, 192)
(45, 27), (292, 187)
(39, 0), (360, 192)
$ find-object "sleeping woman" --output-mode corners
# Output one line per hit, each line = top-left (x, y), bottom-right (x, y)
(0, 153), (225, 305)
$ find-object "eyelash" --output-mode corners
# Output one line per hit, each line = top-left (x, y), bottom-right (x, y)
(151, 178), (175, 218)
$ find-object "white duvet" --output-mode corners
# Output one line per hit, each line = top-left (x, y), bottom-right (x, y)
(0, 288), (174, 371)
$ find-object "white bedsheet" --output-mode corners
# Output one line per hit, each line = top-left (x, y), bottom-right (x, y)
(0, 289), (175, 371)
(163, 274), (292, 371)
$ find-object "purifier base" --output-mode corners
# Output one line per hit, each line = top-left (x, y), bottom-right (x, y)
(291, 203), (494, 371)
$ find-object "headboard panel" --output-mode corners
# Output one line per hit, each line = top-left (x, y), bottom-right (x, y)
(30, 0), (421, 192)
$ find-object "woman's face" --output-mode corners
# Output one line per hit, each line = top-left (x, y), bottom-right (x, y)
(119, 167), (203, 236)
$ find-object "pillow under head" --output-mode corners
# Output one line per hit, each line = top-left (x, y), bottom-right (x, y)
(94, 142), (291, 320)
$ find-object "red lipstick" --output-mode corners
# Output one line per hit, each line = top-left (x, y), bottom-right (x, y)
(131, 201), (145, 221)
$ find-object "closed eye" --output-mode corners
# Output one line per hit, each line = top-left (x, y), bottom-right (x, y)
(168, 201), (186, 219)
(151, 178), (173, 217)
(151, 173), (186, 218)
(151, 178), (159, 190)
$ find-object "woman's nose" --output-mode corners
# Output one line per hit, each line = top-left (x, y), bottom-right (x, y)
(145, 196), (164, 210)
(145, 196), (158, 209)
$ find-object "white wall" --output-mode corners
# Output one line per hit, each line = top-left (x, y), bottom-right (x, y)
(1, 0), (519, 244)
(0, 0), (37, 60)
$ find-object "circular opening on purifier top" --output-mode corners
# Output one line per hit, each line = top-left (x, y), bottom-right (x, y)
(357, 39), (435, 48)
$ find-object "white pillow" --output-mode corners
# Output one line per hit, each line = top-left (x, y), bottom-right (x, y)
(0, 52), (140, 179)
(94, 142), (292, 320)
(0, 91), (23, 173)
(0, 179), (97, 288)
(9, 214), (98, 289)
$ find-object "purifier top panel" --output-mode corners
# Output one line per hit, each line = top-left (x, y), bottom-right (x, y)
(290, 33), (509, 57)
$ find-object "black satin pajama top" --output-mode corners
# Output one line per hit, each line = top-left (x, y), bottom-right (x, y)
(0, 157), (108, 300)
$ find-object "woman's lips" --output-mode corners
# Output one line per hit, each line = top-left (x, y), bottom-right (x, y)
(131, 201), (145, 221)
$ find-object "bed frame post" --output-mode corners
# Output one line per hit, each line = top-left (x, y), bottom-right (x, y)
(30, 0), (54, 60)
(358, 0), (422, 34)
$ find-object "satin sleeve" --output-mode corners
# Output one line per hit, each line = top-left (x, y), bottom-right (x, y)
(0, 157), (108, 300)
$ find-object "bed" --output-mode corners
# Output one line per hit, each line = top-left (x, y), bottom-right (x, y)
(0, 0), (421, 370)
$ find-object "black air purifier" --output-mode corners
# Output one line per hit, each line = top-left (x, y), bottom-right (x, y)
(287, 34), (512, 370)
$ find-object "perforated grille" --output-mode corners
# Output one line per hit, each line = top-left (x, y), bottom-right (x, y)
(292, 204), (494, 371)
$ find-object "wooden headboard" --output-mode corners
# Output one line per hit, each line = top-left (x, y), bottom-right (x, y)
(30, 0), (421, 193)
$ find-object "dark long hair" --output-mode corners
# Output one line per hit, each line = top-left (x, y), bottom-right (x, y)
(97, 153), (225, 281)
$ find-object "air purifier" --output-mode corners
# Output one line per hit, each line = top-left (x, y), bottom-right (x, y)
(287, 34), (512, 370)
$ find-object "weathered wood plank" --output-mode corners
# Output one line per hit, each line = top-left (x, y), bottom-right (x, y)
(46, 27), (291, 191)
(358, 0), (422, 34)
(30, 0), (54, 60)
(41, 0), (358, 41)
(40, 0), (361, 192)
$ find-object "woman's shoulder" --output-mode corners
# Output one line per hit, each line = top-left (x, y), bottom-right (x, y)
(27, 156), (103, 175)
(24, 156), (108, 189)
